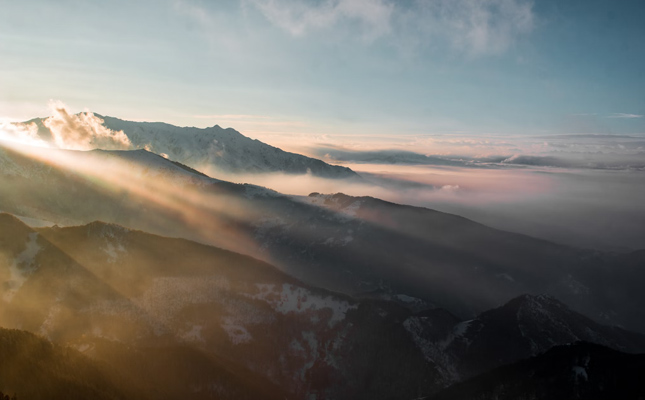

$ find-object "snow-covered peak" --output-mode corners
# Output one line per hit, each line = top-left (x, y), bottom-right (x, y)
(28, 114), (360, 179)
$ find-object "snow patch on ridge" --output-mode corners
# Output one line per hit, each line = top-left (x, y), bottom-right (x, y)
(182, 325), (205, 343)
(247, 283), (357, 326)
(90, 223), (130, 263)
(572, 365), (588, 381)
(453, 320), (473, 338)
(221, 317), (253, 345)
(103, 242), (126, 263)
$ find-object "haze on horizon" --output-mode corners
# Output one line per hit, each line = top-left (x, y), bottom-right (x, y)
(2, 103), (644, 252)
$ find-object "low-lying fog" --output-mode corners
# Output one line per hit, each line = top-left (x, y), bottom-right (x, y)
(213, 133), (645, 252)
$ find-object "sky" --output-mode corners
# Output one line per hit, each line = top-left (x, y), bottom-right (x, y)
(1, 0), (644, 142)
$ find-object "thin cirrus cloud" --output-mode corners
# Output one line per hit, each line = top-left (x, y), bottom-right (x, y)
(607, 113), (644, 119)
(242, 0), (535, 55)
(243, 0), (394, 39)
(433, 0), (534, 55)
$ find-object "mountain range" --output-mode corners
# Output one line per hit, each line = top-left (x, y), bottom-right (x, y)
(2, 212), (645, 398)
(1, 141), (643, 333)
(429, 342), (645, 400)
(20, 115), (359, 179)
(1, 116), (644, 398)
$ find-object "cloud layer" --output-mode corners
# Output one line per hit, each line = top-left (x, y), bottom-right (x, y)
(608, 113), (644, 119)
(308, 131), (645, 171)
(243, 0), (534, 55)
(215, 158), (645, 251)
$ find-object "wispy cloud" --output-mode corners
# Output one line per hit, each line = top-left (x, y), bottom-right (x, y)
(607, 113), (644, 119)
(44, 101), (132, 151)
(242, 0), (535, 55)
(410, 0), (535, 56)
(244, 0), (394, 39)
(174, 0), (213, 26)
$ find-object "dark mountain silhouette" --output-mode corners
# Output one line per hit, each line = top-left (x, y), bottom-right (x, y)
(430, 342), (645, 400)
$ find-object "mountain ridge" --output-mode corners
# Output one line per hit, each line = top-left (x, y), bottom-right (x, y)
(403, 293), (645, 384)
(3, 213), (645, 398)
(21, 114), (360, 179)
(1, 141), (645, 335)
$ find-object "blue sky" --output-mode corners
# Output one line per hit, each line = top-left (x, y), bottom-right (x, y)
(1, 0), (644, 140)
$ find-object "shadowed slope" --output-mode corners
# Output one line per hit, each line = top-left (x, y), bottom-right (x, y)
(0, 328), (140, 400)
(36, 219), (443, 400)
(430, 342), (645, 400)
(404, 294), (645, 384)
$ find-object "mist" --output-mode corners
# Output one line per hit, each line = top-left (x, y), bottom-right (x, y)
(4, 106), (643, 252)
(207, 161), (645, 251)
(2, 101), (132, 151)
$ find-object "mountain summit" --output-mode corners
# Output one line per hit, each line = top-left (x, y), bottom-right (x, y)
(22, 114), (359, 179)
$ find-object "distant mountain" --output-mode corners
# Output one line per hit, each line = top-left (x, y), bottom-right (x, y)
(1, 141), (644, 336)
(23, 115), (359, 179)
(404, 294), (645, 384)
(430, 342), (645, 400)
